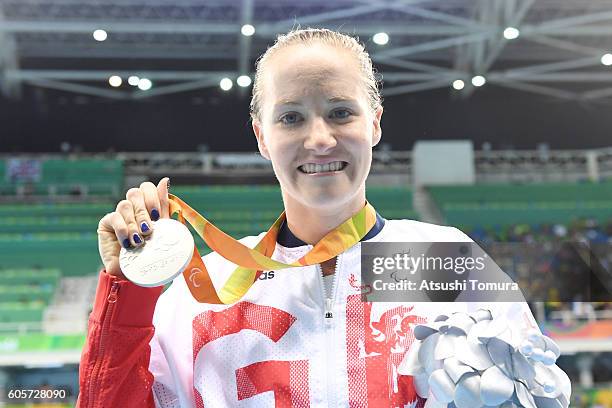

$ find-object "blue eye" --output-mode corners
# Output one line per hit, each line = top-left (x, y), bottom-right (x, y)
(279, 112), (301, 125)
(332, 109), (352, 119)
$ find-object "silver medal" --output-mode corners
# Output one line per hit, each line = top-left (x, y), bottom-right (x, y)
(119, 218), (195, 287)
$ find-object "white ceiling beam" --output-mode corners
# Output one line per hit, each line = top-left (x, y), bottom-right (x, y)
(0, 20), (239, 34)
(454, 0), (499, 98)
(384, 3), (484, 27)
(524, 35), (606, 56)
(18, 46), (483, 61)
(526, 26), (612, 36)
(374, 56), (461, 74)
(379, 72), (448, 81)
(503, 0), (516, 22)
(501, 57), (602, 75)
(382, 79), (451, 96)
(24, 78), (128, 99)
(131, 78), (220, 99)
(258, 4), (388, 33)
(0, 3), (20, 98)
(475, 0), (497, 70)
(0, 20), (480, 37)
(2, 6), (612, 38)
(372, 31), (493, 59)
(239, 23), (482, 38)
(16, 46), (236, 60)
(237, 0), (253, 98)
(581, 86), (612, 100)
(7, 70), (233, 81)
(529, 10), (612, 31)
(462, 0), (535, 98)
(479, 0), (535, 71)
(490, 80), (577, 99)
(4, 0), (612, 103)
(9, 69), (439, 83)
(489, 72), (612, 82)
(451, 1), (483, 98)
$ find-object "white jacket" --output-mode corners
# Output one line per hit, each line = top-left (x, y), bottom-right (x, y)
(148, 217), (559, 408)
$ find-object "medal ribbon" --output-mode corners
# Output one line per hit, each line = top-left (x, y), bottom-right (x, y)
(167, 193), (377, 304)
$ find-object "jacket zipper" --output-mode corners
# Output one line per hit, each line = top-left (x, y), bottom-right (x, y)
(87, 281), (119, 408)
(317, 254), (341, 407)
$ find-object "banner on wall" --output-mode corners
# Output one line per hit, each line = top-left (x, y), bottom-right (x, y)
(6, 159), (42, 183)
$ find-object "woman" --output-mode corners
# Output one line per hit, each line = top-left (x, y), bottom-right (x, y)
(79, 28), (568, 407)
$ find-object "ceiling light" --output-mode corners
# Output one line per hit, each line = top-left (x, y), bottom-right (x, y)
(373, 32), (389, 45)
(138, 78), (152, 91)
(128, 76), (140, 86)
(220, 78), (233, 91)
(237, 75), (252, 87)
(108, 75), (122, 87)
(503, 27), (520, 40)
(471, 75), (486, 87)
(452, 79), (465, 90)
(241, 24), (255, 37)
(93, 29), (107, 42)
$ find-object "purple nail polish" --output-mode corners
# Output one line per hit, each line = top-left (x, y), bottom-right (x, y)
(141, 222), (150, 233)
(151, 208), (160, 221)
(122, 238), (131, 249)
(133, 234), (142, 244)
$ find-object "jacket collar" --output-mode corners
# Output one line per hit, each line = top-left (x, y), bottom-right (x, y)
(276, 211), (386, 248)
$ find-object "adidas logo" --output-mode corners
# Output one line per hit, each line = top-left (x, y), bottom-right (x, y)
(258, 271), (275, 281)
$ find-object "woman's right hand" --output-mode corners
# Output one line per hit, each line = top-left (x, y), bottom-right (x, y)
(97, 177), (170, 278)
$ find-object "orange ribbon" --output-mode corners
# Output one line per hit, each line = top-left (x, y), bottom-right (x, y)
(167, 194), (377, 304)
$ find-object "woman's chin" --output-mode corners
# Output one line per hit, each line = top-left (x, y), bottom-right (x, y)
(299, 187), (355, 208)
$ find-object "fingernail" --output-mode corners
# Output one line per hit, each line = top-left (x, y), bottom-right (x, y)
(133, 233), (142, 244)
(122, 238), (131, 249)
(151, 208), (160, 221)
(141, 222), (150, 233)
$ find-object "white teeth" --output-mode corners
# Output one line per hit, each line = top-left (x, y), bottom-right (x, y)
(300, 161), (345, 174)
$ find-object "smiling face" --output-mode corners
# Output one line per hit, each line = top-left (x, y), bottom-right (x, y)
(252, 43), (383, 211)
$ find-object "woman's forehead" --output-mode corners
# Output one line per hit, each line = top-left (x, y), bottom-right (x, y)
(267, 43), (359, 79)
(269, 73), (361, 100)
(264, 45), (364, 103)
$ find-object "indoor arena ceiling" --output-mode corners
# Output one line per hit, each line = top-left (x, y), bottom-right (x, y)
(1, 0), (612, 101)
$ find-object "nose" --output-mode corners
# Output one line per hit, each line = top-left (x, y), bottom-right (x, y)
(303, 116), (337, 153)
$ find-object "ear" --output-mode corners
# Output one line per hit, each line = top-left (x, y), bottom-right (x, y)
(371, 105), (383, 147)
(252, 119), (271, 160)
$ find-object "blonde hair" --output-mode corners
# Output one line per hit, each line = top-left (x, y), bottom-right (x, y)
(249, 27), (383, 122)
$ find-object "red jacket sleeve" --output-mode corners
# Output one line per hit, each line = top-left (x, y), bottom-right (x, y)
(76, 270), (164, 408)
